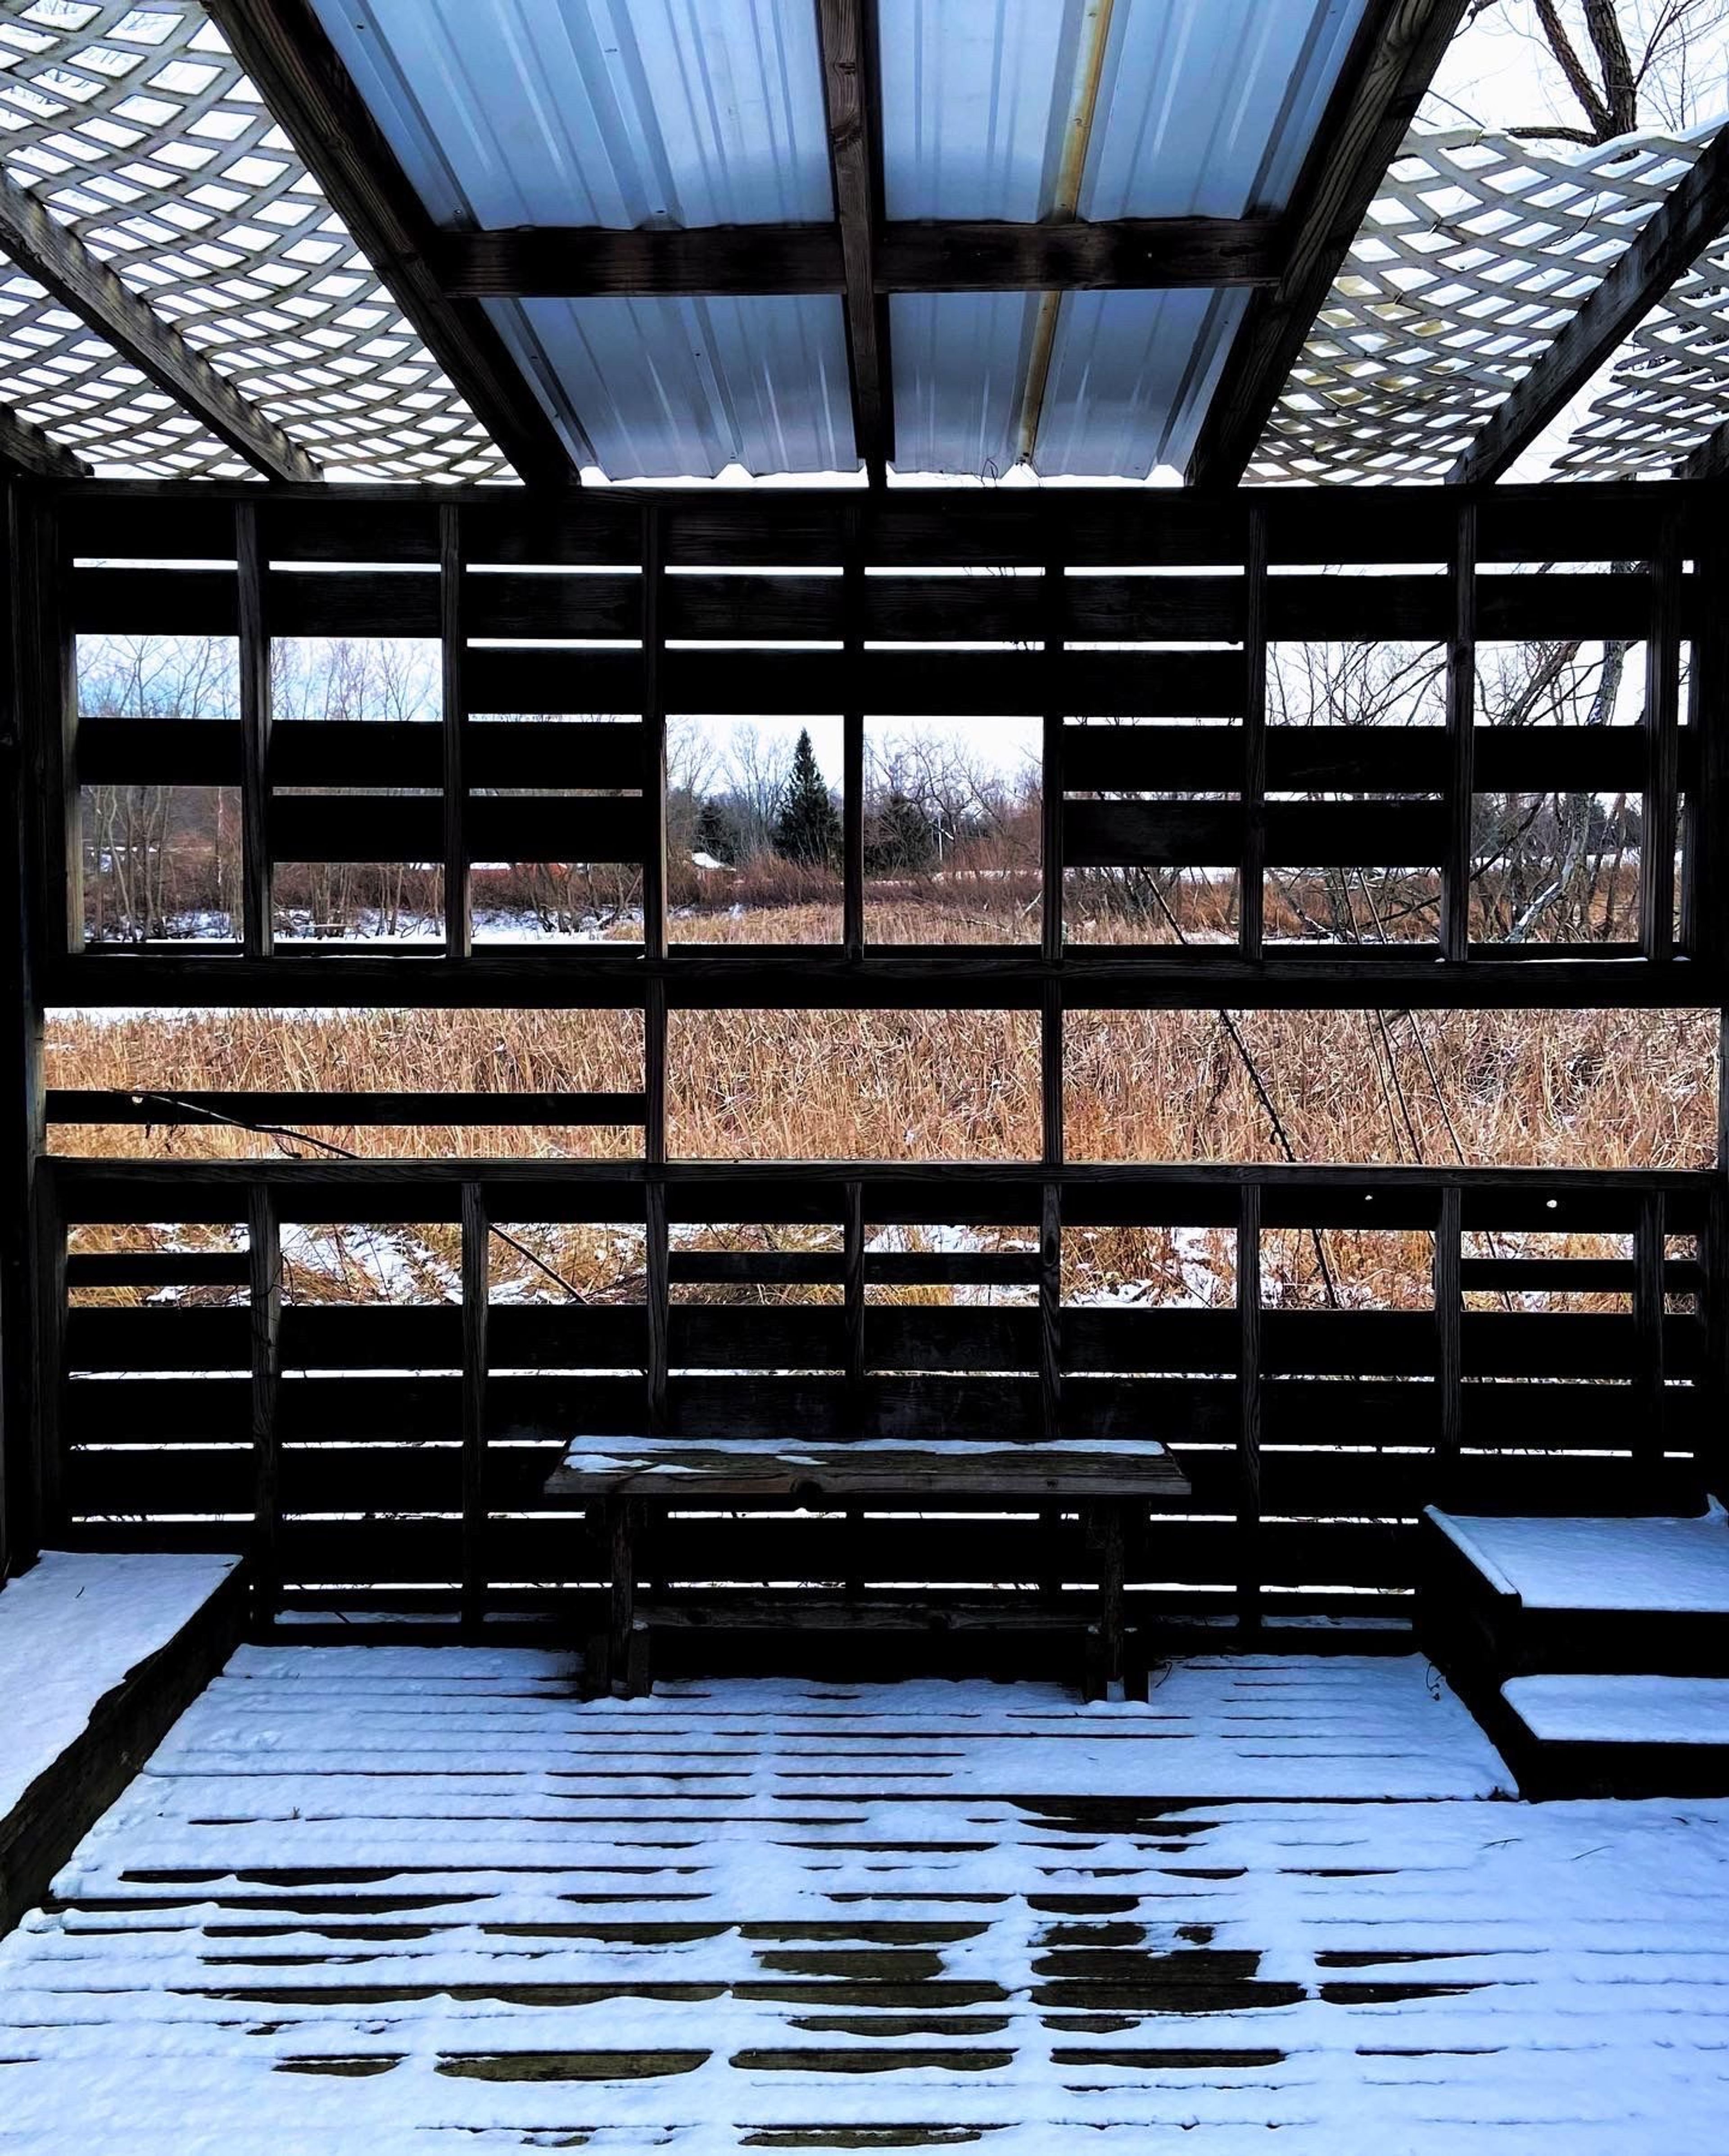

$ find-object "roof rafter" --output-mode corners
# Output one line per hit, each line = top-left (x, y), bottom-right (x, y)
(432, 216), (1285, 300)
(0, 403), (90, 482)
(815, 0), (892, 486)
(1184, 0), (1472, 490)
(0, 172), (317, 483)
(1451, 121), (1729, 486)
(203, 0), (580, 489)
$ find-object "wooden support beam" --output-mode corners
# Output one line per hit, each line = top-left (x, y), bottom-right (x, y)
(0, 405), (89, 483)
(1186, 0), (1471, 489)
(235, 504), (272, 960)
(815, 0), (892, 483)
(441, 503), (471, 961)
(842, 505), (865, 961)
(1642, 517), (1682, 963)
(1240, 506), (1268, 962)
(460, 1180), (489, 1635)
(1237, 1185), (1262, 1633)
(1435, 1183), (1463, 1480)
(1442, 501), (1477, 961)
(433, 216), (1285, 298)
(204, 0), (578, 488)
(248, 1185), (281, 1627)
(1454, 124), (1729, 486)
(1634, 1189), (1668, 1477)
(0, 171), (317, 484)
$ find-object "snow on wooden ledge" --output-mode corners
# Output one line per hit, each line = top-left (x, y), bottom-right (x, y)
(0, 1551), (241, 1820)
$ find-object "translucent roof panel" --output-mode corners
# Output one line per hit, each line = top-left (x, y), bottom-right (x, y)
(892, 286), (1247, 478)
(309, 0), (834, 229)
(880, 0), (1369, 221)
(489, 295), (856, 477)
(1037, 287), (1250, 475)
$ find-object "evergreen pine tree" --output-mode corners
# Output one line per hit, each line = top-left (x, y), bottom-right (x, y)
(864, 788), (938, 875)
(694, 797), (740, 866)
(771, 729), (842, 867)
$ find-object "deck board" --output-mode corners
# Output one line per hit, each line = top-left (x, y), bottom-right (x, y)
(3, 1651), (1729, 2151)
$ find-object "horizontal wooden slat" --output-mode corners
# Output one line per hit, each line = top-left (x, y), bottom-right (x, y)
(1063, 797), (1448, 869)
(268, 792), (646, 865)
(59, 1298), (1706, 1384)
(49, 1089), (646, 1128)
(62, 1367), (1710, 1456)
(864, 1252), (1043, 1287)
(65, 1251), (251, 1289)
(670, 1252), (846, 1285)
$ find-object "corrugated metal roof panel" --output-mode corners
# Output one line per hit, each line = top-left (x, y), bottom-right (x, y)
(891, 293), (1040, 475)
(1035, 287), (1249, 474)
(487, 294), (856, 477)
(308, 0), (834, 228)
(880, 0), (1369, 222)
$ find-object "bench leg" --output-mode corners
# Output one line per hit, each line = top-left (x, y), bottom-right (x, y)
(607, 1498), (647, 1698)
(1084, 1502), (1129, 1703)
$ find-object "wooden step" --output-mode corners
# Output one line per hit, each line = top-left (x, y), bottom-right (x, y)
(1502, 1675), (1729, 1797)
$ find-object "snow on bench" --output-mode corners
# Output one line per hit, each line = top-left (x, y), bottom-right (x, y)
(1504, 1673), (1729, 1748)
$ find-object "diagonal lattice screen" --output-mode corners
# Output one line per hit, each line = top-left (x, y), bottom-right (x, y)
(1253, 123), (1720, 485)
(0, 0), (508, 480)
(1554, 231), (1729, 475)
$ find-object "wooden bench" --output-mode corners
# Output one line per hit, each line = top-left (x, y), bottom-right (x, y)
(543, 1437), (1190, 1702)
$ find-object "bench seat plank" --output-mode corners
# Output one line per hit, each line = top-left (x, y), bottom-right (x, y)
(545, 1436), (1190, 1503)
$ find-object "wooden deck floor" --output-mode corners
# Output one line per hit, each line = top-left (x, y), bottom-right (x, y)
(3, 1650), (1729, 2151)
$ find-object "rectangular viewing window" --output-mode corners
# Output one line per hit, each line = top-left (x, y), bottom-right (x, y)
(669, 1008), (1041, 1161)
(863, 715), (1040, 944)
(44, 1006), (646, 1162)
(671, 714), (843, 945)
(1064, 1008), (1718, 1167)
(81, 783), (241, 944)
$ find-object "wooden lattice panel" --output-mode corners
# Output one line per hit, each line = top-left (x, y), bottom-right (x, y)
(1555, 233), (1729, 474)
(1253, 124), (1715, 485)
(0, 0), (507, 481)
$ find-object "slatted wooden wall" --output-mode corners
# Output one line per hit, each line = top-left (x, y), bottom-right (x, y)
(6, 477), (1725, 1626)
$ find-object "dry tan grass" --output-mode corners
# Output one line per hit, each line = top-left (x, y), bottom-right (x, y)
(48, 917), (1715, 1311)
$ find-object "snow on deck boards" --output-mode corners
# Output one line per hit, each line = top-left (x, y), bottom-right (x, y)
(1505, 1675), (1729, 1747)
(1428, 1509), (1729, 1613)
(2, 1652), (1728, 2153)
(0, 1552), (241, 1820)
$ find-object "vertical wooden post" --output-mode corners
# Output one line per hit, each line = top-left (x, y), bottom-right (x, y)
(1687, 538), (1725, 962)
(1442, 501), (1477, 963)
(235, 500), (273, 958)
(1434, 1183), (1462, 1490)
(1642, 516), (1682, 964)
(641, 504), (670, 1441)
(1635, 1189), (1668, 1483)
(441, 502), (470, 960)
(842, 503), (865, 961)
(33, 500), (79, 960)
(460, 1180), (489, 1635)
(843, 1178), (865, 1595)
(248, 1185), (281, 1629)
(1240, 503), (1268, 962)
(1041, 557), (1064, 967)
(1237, 1183), (1262, 1633)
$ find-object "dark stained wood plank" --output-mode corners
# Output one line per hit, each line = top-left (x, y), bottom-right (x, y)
(1240, 504), (1268, 961)
(235, 502), (273, 962)
(0, 170), (319, 483)
(432, 216), (1284, 297)
(0, 404), (89, 482)
(1442, 502), (1476, 963)
(1186, 0), (1472, 488)
(1237, 1185), (1262, 1632)
(461, 1180), (488, 1634)
(203, 0), (577, 486)
(1435, 1184), (1462, 1476)
(815, 0), (891, 483)
(1453, 122), (1729, 486)
(545, 1439), (1191, 1502)
(1642, 514), (1682, 964)
(249, 1185), (282, 1625)
(442, 503), (471, 961)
